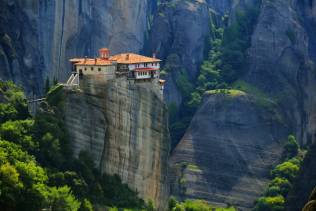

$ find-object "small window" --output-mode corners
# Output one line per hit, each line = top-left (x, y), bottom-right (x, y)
(144, 63), (148, 67)
(98, 68), (101, 72)
(84, 67), (87, 70)
(91, 67), (94, 71)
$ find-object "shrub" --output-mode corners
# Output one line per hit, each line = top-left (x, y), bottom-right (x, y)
(283, 135), (299, 159)
(0, 119), (36, 152)
(0, 81), (29, 122)
(168, 196), (177, 210)
(254, 195), (285, 211)
(50, 186), (81, 211)
(79, 198), (93, 211)
(265, 186), (282, 197)
(270, 177), (292, 196)
(271, 161), (300, 182)
(176, 70), (193, 99)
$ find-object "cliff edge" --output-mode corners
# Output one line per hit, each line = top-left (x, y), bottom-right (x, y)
(63, 76), (170, 209)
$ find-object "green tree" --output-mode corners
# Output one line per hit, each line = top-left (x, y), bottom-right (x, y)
(168, 196), (177, 210)
(176, 70), (193, 99)
(0, 81), (29, 122)
(79, 198), (93, 211)
(50, 186), (81, 211)
(283, 135), (299, 159)
(173, 204), (185, 211)
(271, 162), (300, 182)
(0, 119), (37, 152)
(254, 196), (285, 211)
(265, 186), (281, 197)
(0, 140), (50, 210)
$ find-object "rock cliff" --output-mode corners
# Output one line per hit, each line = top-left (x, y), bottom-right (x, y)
(63, 76), (170, 209)
(245, 0), (316, 145)
(170, 0), (316, 209)
(147, 0), (250, 106)
(0, 0), (156, 94)
(170, 93), (288, 210)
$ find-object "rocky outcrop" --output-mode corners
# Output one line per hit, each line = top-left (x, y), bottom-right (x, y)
(147, 0), (211, 106)
(63, 76), (170, 209)
(245, 0), (316, 144)
(147, 0), (248, 106)
(0, 0), (43, 95)
(170, 0), (316, 209)
(0, 0), (156, 94)
(170, 93), (288, 210)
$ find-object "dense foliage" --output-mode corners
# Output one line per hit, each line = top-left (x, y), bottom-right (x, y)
(253, 135), (304, 211)
(167, 197), (236, 211)
(0, 81), (146, 211)
(189, 0), (262, 108)
(168, 1), (262, 144)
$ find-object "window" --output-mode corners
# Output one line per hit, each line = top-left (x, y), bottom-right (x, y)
(84, 67), (87, 71)
(144, 63), (148, 67)
(91, 67), (94, 71)
(98, 68), (101, 72)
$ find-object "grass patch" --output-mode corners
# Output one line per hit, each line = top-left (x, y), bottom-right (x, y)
(205, 89), (246, 97)
(169, 199), (237, 211)
(232, 80), (276, 109)
(187, 164), (202, 172)
(232, 80), (266, 98)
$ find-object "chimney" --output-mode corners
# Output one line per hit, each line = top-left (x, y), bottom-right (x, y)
(153, 52), (156, 58)
(126, 54), (129, 60)
(84, 56), (87, 64)
(95, 58), (97, 64)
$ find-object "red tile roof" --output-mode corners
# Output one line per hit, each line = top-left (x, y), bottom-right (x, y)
(71, 58), (115, 66)
(70, 52), (161, 66)
(110, 53), (161, 64)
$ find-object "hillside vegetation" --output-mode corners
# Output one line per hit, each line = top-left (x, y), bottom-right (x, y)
(0, 81), (146, 211)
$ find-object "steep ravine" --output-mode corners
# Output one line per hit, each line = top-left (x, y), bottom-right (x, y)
(63, 76), (170, 209)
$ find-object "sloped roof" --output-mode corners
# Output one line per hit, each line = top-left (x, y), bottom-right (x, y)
(70, 58), (115, 66)
(110, 53), (161, 64)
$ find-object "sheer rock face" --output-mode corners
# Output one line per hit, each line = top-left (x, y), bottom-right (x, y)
(0, 0), (155, 94)
(170, 94), (288, 210)
(63, 76), (170, 209)
(170, 0), (316, 209)
(147, 0), (211, 106)
(245, 0), (316, 144)
(147, 0), (244, 106)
